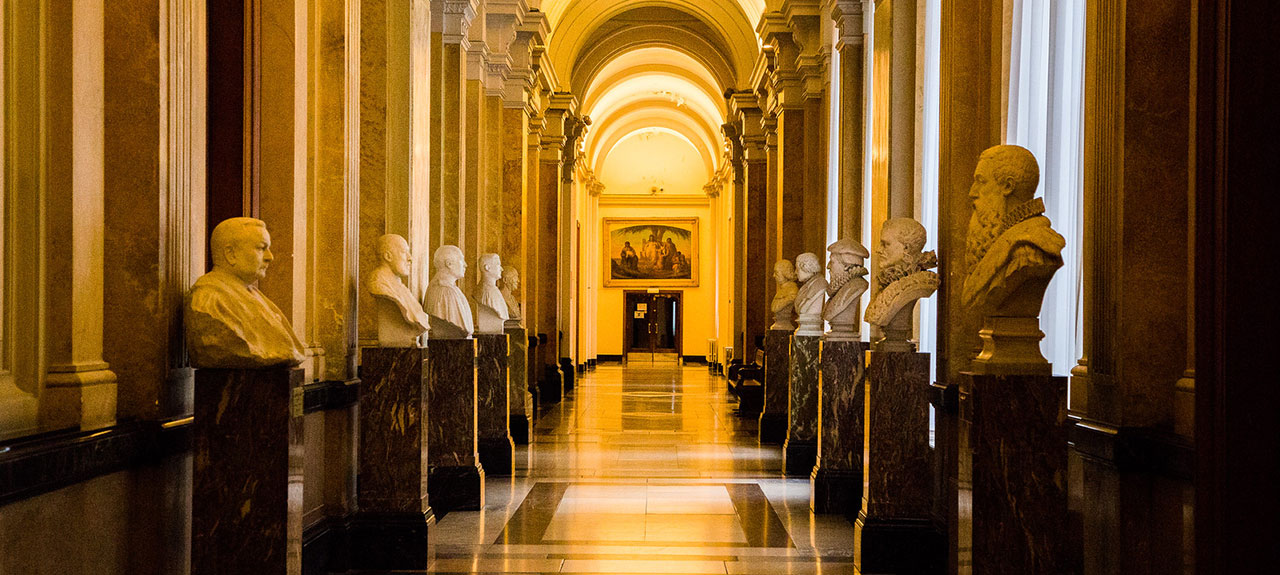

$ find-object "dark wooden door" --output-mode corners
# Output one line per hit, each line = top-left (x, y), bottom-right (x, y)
(624, 291), (682, 358)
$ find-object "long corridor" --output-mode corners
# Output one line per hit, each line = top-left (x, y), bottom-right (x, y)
(425, 363), (858, 574)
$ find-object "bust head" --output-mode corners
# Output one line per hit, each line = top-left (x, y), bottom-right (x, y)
(879, 218), (928, 271)
(968, 145), (1040, 267)
(773, 260), (797, 284)
(827, 238), (869, 273)
(433, 245), (467, 283)
(478, 253), (502, 283)
(501, 266), (520, 291)
(796, 253), (822, 283)
(211, 217), (273, 285)
(376, 234), (413, 279)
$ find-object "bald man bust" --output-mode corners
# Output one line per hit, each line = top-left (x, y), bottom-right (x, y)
(184, 217), (305, 369)
(368, 234), (430, 346)
(423, 245), (474, 338)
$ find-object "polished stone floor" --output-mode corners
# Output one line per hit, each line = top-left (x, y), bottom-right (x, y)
(418, 362), (859, 574)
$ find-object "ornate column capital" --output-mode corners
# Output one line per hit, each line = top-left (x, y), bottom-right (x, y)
(439, 0), (478, 43)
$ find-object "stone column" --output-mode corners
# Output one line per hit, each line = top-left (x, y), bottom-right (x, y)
(192, 368), (304, 575)
(537, 96), (574, 402)
(431, 0), (475, 252)
(102, 0), (206, 422)
(461, 24), (486, 266)
(1070, 1), (1196, 573)
(40, 0), (119, 431)
(833, 1), (869, 241)
(525, 112), (544, 402)
(731, 99), (769, 363)
(934, 1), (1003, 572)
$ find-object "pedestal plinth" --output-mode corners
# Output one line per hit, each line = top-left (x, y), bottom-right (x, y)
(537, 333), (562, 404)
(352, 347), (435, 570)
(560, 357), (575, 395)
(784, 334), (821, 476)
(964, 371), (1069, 573)
(193, 368), (303, 575)
(854, 351), (942, 573)
(526, 335), (539, 407)
(476, 333), (514, 476)
(759, 329), (793, 444)
(811, 340), (865, 515)
(506, 326), (532, 444)
(427, 338), (485, 512)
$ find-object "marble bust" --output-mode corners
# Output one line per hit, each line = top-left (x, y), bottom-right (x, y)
(822, 238), (870, 341)
(368, 234), (430, 347)
(423, 245), (474, 339)
(962, 144), (1066, 373)
(472, 253), (510, 334)
(500, 265), (523, 326)
(184, 217), (305, 369)
(793, 252), (828, 337)
(865, 218), (940, 351)
(769, 259), (799, 331)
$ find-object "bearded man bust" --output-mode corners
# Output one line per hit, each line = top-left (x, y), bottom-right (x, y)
(793, 253), (828, 337)
(962, 144), (1066, 373)
(866, 218), (939, 351)
(185, 217), (306, 369)
(822, 239), (870, 341)
(769, 260), (799, 330)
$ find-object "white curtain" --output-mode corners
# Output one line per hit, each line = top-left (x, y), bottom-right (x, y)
(1005, 0), (1086, 375)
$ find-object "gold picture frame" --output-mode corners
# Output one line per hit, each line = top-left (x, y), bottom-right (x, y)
(603, 217), (699, 287)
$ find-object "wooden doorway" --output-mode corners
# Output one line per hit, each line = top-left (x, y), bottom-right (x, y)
(623, 291), (682, 362)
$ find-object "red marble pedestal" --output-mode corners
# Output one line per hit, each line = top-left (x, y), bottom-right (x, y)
(427, 337), (485, 513)
(351, 347), (436, 571)
(506, 326), (533, 445)
(758, 329), (793, 445)
(854, 351), (943, 573)
(192, 367), (304, 575)
(784, 335), (821, 476)
(810, 339), (866, 515)
(476, 333), (514, 476)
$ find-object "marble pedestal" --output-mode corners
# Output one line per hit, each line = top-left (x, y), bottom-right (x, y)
(811, 340), (866, 515)
(193, 368), (303, 575)
(854, 351), (942, 573)
(506, 326), (532, 444)
(537, 333), (562, 404)
(963, 372), (1070, 573)
(784, 335), (821, 476)
(560, 357), (575, 395)
(758, 329), (793, 444)
(427, 338), (485, 513)
(476, 333), (514, 476)
(351, 347), (435, 570)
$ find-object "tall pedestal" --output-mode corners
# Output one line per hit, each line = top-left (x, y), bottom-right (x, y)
(854, 351), (942, 573)
(427, 338), (485, 512)
(811, 340), (866, 515)
(964, 371), (1069, 573)
(193, 368), (304, 575)
(759, 329), (793, 444)
(537, 333), (562, 404)
(476, 333), (514, 476)
(506, 326), (532, 444)
(784, 334), (821, 476)
(560, 357), (575, 395)
(526, 335), (539, 408)
(351, 347), (435, 571)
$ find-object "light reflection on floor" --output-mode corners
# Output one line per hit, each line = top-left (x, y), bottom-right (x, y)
(424, 363), (859, 574)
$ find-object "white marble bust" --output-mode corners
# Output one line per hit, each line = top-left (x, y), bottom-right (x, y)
(793, 252), (828, 337)
(368, 234), (430, 347)
(865, 218), (939, 351)
(184, 217), (305, 369)
(500, 265), (523, 326)
(769, 259), (799, 331)
(822, 238), (870, 341)
(423, 245), (474, 339)
(472, 253), (510, 335)
(962, 144), (1066, 372)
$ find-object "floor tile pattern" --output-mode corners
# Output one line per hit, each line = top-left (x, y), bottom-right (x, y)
(378, 363), (859, 574)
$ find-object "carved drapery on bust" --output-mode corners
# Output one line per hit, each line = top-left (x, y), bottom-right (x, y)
(961, 145), (1065, 374)
(472, 253), (510, 334)
(500, 265), (523, 327)
(368, 234), (430, 347)
(185, 217), (305, 369)
(769, 259), (799, 330)
(865, 218), (939, 351)
(423, 245), (474, 339)
(822, 238), (870, 341)
(793, 252), (828, 337)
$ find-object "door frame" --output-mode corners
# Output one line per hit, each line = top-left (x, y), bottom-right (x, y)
(622, 290), (683, 357)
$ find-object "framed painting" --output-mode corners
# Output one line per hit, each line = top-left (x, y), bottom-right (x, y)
(603, 217), (699, 287)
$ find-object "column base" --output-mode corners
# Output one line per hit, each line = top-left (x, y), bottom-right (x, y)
(539, 365), (563, 403)
(347, 511), (436, 571)
(428, 464), (485, 513)
(479, 436), (515, 476)
(758, 412), (788, 444)
(854, 513), (944, 574)
(783, 439), (817, 477)
(509, 413), (533, 444)
(559, 358), (575, 394)
(810, 466), (862, 515)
